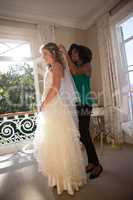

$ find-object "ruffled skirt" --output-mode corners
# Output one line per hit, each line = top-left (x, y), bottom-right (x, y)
(34, 97), (87, 195)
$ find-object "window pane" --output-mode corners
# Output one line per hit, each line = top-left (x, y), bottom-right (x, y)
(121, 16), (133, 40)
(129, 71), (133, 84)
(0, 61), (36, 114)
(0, 39), (31, 58)
(129, 71), (133, 96)
(0, 61), (33, 74)
(129, 97), (133, 118)
(0, 43), (8, 54)
(125, 40), (133, 66)
(128, 65), (133, 71)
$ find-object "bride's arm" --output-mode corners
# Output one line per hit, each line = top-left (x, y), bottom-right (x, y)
(40, 63), (63, 110)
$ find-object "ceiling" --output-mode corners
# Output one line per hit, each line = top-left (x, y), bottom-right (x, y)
(0, 0), (120, 29)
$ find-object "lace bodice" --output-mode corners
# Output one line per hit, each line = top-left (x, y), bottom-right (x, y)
(42, 69), (64, 102)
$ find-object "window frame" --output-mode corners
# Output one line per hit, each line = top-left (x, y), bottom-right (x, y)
(120, 18), (133, 119)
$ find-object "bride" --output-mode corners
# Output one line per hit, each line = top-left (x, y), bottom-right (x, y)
(34, 42), (87, 195)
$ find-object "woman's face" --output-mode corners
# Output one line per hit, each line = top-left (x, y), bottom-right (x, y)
(42, 48), (55, 65)
(71, 49), (79, 63)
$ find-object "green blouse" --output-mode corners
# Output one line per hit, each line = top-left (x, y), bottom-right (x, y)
(72, 74), (95, 106)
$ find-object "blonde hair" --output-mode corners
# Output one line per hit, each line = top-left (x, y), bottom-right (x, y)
(40, 42), (65, 69)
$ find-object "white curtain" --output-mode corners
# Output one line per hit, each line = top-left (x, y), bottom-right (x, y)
(32, 23), (56, 107)
(33, 23), (55, 58)
(97, 14), (123, 144)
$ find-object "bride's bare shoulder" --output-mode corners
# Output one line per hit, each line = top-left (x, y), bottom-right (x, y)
(53, 62), (64, 77)
(54, 62), (63, 69)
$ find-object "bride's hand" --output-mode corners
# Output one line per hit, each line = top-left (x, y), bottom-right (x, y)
(59, 44), (67, 55)
(39, 102), (45, 112)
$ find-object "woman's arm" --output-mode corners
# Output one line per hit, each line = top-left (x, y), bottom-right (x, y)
(66, 53), (91, 75)
(40, 63), (63, 111)
(59, 44), (91, 76)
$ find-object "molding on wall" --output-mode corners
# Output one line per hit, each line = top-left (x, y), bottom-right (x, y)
(0, 0), (123, 30)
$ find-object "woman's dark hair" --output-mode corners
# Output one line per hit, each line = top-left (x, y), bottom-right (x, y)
(68, 43), (79, 57)
(68, 43), (92, 64)
(40, 42), (65, 68)
(79, 45), (92, 64)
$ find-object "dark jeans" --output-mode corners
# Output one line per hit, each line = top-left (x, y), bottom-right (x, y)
(76, 104), (99, 166)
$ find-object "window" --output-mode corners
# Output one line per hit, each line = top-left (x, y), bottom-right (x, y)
(120, 16), (133, 118)
(0, 39), (37, 114)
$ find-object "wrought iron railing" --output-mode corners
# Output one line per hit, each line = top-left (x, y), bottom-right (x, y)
(0, 111), (37, 145)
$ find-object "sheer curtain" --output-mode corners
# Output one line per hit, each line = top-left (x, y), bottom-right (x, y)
(96, 14), (123, 144)
(32, 23), (56, 108)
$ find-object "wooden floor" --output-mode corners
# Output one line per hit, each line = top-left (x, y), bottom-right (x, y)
(0, 143), (133, 200)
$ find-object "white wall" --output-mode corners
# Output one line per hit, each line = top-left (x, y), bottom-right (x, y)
(55, 25), (87, 48)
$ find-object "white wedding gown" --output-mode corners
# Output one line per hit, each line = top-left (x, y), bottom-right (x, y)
(34, 68), (87, 195)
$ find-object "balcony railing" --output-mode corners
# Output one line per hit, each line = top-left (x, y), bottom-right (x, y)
(0, 111), (37, 145)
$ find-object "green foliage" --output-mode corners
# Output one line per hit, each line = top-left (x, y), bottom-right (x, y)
(0, 63), (37, 114)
